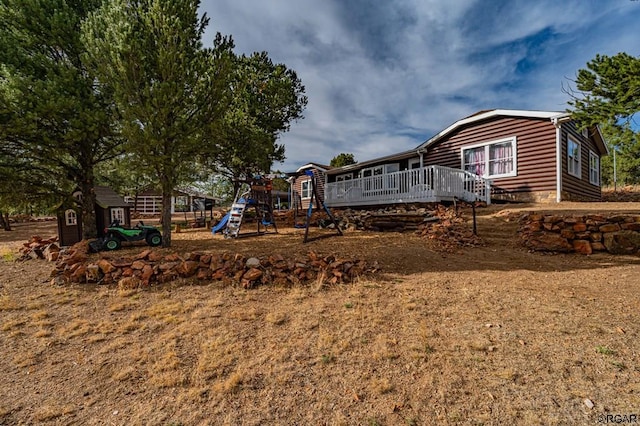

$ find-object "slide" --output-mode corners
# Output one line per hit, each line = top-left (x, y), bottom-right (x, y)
(211, 213), (230, 235)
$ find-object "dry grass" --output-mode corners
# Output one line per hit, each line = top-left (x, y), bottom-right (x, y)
(2, 204), (640, 424)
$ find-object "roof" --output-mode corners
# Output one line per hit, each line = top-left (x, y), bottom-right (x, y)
(417, 109), (565, 151)
(94, 186), (130, 208)
(327, 109), (609, 175)
(295, 162), (333, 173)
(325, 149), (418, 175)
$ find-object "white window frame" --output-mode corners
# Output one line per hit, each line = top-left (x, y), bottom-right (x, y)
(567, 137), (581, 178)
(65, 209), (77, 226)
(589, 151), (600, 186)
(409, 158), (421, 169)
(300, 179), (312, 199)
(110, 207), (125, 225)
(460, 136), (517, 179)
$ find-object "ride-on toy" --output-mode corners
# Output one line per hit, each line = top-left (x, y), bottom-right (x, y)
(91, 220), (163, 251)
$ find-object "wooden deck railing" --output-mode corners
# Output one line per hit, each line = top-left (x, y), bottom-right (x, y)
(324, 165), (491, 207)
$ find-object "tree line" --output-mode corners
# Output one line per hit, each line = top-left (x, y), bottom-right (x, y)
(0, 0), (307, 245)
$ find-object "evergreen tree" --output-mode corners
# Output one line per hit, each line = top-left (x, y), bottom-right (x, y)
(568, 52), (640, 184)
(330, 153), (357, 167)
(82, 0), (233, 247)
(0, 0), (123, 238)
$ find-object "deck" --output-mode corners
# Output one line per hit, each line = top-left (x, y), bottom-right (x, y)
(324, 165), (491, 208)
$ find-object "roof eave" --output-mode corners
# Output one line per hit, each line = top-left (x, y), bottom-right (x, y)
(418, 109), (563, 151)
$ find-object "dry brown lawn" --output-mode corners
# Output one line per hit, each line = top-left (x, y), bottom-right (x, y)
(1, 202), (640, 425)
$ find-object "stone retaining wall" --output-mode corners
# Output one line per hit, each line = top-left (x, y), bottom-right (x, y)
(519, 213), (640, 255)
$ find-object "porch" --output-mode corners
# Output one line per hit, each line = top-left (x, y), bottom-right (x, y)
(324, 165), (491, 208)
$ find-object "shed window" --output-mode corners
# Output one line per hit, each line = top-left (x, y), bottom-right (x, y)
(336, 173), (353, 182)
(301, 179), (312, 199)
(589, 151), (600, 185)
(110, 208), (125, 225)
(65, 209), (77, 226)
(567, 138), (581, 178)
(462, 137), (517, 178)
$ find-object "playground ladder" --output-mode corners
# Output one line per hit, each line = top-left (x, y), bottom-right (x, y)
(224, 190), (250, 238)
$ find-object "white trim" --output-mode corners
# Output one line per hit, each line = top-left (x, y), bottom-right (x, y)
(554, 119), (562, 202)
(409, 158), (421, 169)
(589, 150), (600, 186)
(567, 137), (581, 178)
(65, 209), (77, 226)
(300, 179), (312, 199)
(110, 207), (125, 224)
(460, 136), (517, 179)
(336, 173), (353, 181)
(296, 163), (329, 173)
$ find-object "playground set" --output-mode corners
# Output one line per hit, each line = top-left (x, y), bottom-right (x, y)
(211, 171), (342, 243)
(212, 176), (278, 239)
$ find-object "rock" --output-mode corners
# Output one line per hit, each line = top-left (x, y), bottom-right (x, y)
(51, 276), (68, 286)
(131, 260), (146, 270)
(97, 259), (116, 274)
(243, 268), (263, 282)
(603, 231), (640, 255)
(572, 223), (587, 232)
(70, 265), (88, 283)
(85, 264), (103, 282)
(246, 257), (261, 268)
(523, 232), (573, 252)
(147, 251), (164, 262)
(599, 223), (621, 233)
(118, 276), (141, 290)
(196, 268), (212, 280)
(135, 249), (152, 260)
(141, 264), (154, 286)
(621, 222), (640, 231)
(176, 261), (199, 277)
(572, 240), (592, 255)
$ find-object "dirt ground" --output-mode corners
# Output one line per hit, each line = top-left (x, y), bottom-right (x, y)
(2, 202), (640, 425)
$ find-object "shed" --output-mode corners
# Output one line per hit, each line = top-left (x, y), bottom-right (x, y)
(57, 186), (132, 246)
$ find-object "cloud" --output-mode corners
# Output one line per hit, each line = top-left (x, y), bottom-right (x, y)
(201, 0), (640, 171)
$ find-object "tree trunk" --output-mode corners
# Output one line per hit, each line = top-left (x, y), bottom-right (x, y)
(0, 211), (11, 231)
(80, 173), (98, 239)
(161, 178), (172, 247)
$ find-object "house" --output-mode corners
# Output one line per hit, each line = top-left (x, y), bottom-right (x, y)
(324, 109), (607, 207)
(125, 188), (217, 215)
(289, 163), (333, 210)
(57, 186), (132, 246)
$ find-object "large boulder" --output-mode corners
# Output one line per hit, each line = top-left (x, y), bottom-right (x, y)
(603, 231), (640, 255)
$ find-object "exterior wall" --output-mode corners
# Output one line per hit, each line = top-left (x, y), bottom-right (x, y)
(57, 208), (83, 246)
(560, 122), (602, 201)
(96, 206), (131, 237)
(293, 169), (326, 209)
(423, 116), (558, 201)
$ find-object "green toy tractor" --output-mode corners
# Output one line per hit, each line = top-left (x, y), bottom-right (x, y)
(93, 220), (162, 251)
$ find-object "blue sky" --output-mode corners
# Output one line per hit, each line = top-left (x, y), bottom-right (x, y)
(200, 0), (640, 172)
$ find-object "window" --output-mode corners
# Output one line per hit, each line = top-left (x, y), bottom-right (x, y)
(336, 173), (352, 182)
(589, 151), (600, 185)
(65, 209), (77, 226)
(461, 137), (517, 178)
(110, 208), (125, 225)
(359, 164), (398, 177)
(301, 179), (312, 199)
(567, 138), (581, 178)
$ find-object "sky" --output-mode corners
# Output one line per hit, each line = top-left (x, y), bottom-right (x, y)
(199, 0), (640, 172)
